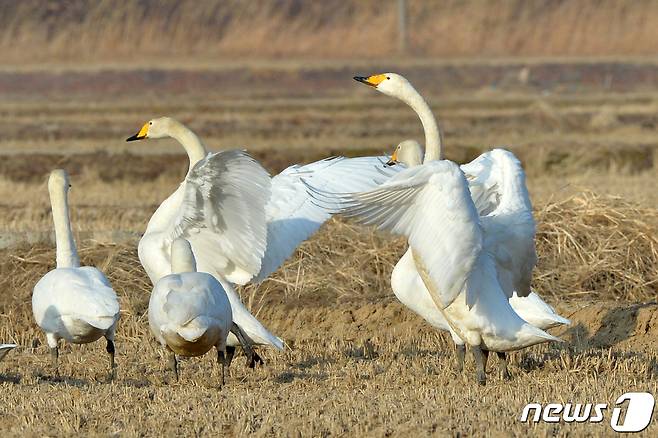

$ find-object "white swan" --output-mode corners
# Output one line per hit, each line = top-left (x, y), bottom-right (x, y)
(386, 140), (569, 371)
(149, 238), (233, 384)
(353, 76), (568, 321)
(127, 117), (396, 362)
(325, 155), (560, 385)
(32, 170), (120, 378)
(0, 344), (17, 362)
(329, 73), (566, 384)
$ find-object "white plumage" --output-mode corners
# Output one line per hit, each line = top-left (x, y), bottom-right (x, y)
(148, 238), (232, 383)
(128, 117), (399, 354)
(327, 73), (569, 384)
(32, 169), (120, 377)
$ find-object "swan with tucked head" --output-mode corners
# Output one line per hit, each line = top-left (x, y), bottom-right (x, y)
(149, 238), (234, 384)
(32, 169), (120, 379)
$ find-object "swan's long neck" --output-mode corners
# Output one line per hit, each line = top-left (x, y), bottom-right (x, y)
(167, 121), (207, 174)
(401, 87), (443, 163)
(171, 239), (197, 274)
(49, 186), (79, 268)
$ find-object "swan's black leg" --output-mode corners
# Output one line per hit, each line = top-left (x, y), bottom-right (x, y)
(454, 344), (466, 372)
(497, 352), (511, 380)
(168, 349), (178, 382)
(217, 348), (226, 387)
(106, 339), (116, 381)
(50, 346), (59, 374)
(472, 345), (487, 386)
(225, 346), (236, 368)
(230, 323), (261, 368)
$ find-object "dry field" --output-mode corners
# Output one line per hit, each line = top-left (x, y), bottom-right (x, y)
(0, 60), (657, 436)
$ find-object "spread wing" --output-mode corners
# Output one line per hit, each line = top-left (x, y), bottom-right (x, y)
(253, 155), (401, 282)
(318, 160), (483, 308)
(167, 150), (271, 284)
(461, 148), (536, 298)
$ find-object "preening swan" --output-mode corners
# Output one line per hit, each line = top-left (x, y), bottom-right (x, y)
(324, 73), (566, 384)
(0, 344), (17, 362)
(127, 117), (398, 361)
(32, 169), (120, 378)
(148, 238), (233, 384)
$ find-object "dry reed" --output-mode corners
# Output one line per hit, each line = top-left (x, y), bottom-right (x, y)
(2, 0), (658, 63)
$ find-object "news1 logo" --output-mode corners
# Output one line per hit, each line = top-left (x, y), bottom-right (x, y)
(520, 392), (655, 432)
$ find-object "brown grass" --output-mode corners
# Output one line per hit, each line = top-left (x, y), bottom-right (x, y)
(3, 0), (658, 64)
(1, 191), (658, 435)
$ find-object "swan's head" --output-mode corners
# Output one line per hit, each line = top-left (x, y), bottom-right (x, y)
(354, 73), (414, 99)
(387, 140), (423, 167)
(48, 169), (71, 194)
(126, 116), (175, 141)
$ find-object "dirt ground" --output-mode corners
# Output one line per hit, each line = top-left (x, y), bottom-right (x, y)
(0, 60), (657, 436)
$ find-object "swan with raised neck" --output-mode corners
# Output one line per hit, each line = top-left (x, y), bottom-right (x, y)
(126, 116), (207, 173)
(48, 169), (79, 268)
(354, 73), (443, 162)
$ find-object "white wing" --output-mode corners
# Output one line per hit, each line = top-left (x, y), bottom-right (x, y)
(329, 160), (483, 308)
(253, 155), (400, 282)
(168, 150), (271, 284)
(461, 149), (536, 298)
(33, 267), (120, 331)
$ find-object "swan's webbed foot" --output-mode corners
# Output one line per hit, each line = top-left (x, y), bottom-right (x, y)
(453, 344), (466, 373)
(248, 349), (264, 369)
(106, 339), (116, 381)
(230, 322), (261, 369)
(168, 350), (179, 382)
(472, 345), (488, 386)
(497, 352), (511, 380)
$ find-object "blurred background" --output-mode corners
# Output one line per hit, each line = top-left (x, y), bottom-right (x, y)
(0, 0), (656, 231)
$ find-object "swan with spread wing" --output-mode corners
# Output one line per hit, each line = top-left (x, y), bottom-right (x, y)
(314, 73), (568, 384)
(126, 117), (398, 363)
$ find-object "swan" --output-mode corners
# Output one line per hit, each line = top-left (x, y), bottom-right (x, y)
(32, 169), (120, 378)
(0, 344), (17, 362)
(127, 117), (397, 363)
(321, 154), (561, 385)
(149, 238), (234, 384)
(324, 73), (565, 384)
(386, 140), (569, 373)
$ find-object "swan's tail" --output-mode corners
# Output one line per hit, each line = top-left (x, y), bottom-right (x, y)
(0, 343), (17, 361)
(518, 322), (563, 348)
(510, 291), (571, 330)
(220, 280), (284, 350)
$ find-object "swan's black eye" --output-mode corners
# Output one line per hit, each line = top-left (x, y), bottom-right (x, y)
(149, 122), (153, 125)
(386, 76), (390, 80)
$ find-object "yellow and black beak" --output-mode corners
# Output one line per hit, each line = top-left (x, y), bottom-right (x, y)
(353, 74), (387, 88)
(126, 123), (149, 142)
(386, 150), (399, 166)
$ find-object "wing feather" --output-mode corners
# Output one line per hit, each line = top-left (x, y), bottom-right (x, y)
(462, 149), (536, 298)
(336, 160), (483, 308)
(253, 155), (401, 282)
(168, 150), (271, 284)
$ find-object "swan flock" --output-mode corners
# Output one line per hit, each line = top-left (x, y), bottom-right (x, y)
(0, 73), (570, 387)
